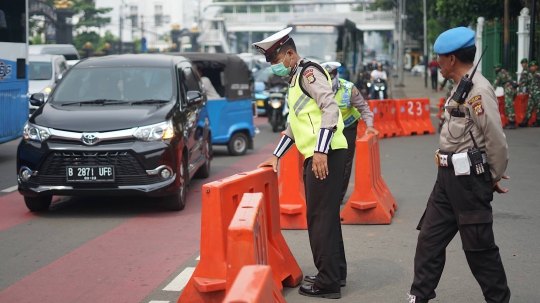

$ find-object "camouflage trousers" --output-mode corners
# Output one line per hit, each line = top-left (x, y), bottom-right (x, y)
(504, 87), (517, 122)
(525, 90), (540, 121)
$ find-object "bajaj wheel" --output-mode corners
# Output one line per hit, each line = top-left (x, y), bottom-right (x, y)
(164, 157), (188, 211)
(228, 132), (248, 156)
(24, 196), (52, 212)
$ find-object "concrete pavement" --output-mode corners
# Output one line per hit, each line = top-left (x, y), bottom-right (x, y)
(281, 72), (540, 302)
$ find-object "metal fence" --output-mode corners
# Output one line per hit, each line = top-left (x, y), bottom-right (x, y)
(482, 19), (518, 82)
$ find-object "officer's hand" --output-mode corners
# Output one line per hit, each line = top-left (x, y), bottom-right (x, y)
(258, 156), (278, 172)
(312, 152), (328, 180)
(493, 175), (510, 194)
(365, 127), (379, 136)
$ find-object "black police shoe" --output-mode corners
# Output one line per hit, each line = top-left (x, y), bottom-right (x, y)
(532, 121), (540, 127)
(503, 123), (516, 129)
(518, 120), (529, 127)
(407, 293), (430, 303)
(304, 275), (346, 287)
(298, 284), (341, 299)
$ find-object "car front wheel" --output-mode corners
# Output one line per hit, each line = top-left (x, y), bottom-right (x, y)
(163, 157), (188, 211)
(24, 196), (52, 212)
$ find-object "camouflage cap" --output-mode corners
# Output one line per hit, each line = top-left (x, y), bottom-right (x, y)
(529, 60), (538, 67)
(521, 58), (528, 64)
(494, 63), (502, 68)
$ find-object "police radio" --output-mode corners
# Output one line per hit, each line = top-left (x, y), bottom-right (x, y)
(450, 46), (488, 117)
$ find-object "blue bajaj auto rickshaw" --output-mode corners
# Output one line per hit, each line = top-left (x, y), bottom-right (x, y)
(180, 53), (256, 156)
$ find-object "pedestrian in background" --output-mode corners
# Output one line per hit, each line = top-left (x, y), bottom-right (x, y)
(408, 27), (511, 303)
(492, 63), (518, 129)
(254, 28), (348, 299)
(428, 58), (439, 92)
(519, 60), (540, 127)
(322, 61), (379, 203)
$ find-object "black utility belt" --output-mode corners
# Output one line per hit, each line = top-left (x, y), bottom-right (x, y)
(435, 149), (491, 181)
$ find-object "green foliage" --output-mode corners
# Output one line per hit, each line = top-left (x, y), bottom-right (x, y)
(31, 35), (43, 45)
(73, 31), (100, 50)
(72, 0), (113, 30)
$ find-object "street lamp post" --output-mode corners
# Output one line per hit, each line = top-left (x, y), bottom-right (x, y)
(423, 0), (427, 88)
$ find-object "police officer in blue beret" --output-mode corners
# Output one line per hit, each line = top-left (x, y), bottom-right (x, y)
(407, 27), (511, 303)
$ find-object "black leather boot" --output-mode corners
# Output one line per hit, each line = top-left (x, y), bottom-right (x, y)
(298, 284), (341, 299)
(532, 120), (540, 127)
(503, 122), (516, 129)
(518, 118), (529, 127)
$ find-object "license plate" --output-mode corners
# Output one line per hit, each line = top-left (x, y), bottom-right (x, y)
(66, 166), (115, 182)
(257, 100), (265, 107)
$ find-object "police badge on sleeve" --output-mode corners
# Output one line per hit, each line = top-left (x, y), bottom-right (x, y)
(303, 69), (316, 84)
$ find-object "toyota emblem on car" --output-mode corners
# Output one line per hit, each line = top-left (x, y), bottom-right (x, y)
(81, 133), (99, 145)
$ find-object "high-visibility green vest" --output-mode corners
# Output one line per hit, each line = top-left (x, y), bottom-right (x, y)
(335, 78), (361, 127)
(287, 68), (347, 158)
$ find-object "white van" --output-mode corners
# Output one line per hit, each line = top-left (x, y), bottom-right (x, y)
(28, 54), (68, 116)
(29, 44), (80, 68)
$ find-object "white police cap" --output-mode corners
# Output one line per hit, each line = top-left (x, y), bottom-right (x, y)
(321, 61), (341, 72)
(252, 27), (293, 62)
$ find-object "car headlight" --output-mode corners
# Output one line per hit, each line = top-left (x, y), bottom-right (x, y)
(133, 120), (174, 142)
(23, 122), (51, 142)
(269, 100), (282, 109)
(374, 86), (380, 91)
(41, 87), (52, 101)
(381, 86), (385, 90)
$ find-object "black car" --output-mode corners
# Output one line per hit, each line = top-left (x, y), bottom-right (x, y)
(17, 54), (211, 211)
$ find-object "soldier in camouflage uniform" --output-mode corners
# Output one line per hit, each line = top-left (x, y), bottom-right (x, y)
(492, 63), (518, 129)
(518, 58), (529, 94)
(519, 60), (540, 127)
(437, 78), (454, 132)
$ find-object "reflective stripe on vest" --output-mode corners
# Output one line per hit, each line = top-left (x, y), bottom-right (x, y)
(287, 68), (347, 158)
(335, 78), (361, 127)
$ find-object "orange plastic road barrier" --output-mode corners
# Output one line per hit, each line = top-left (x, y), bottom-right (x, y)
(513, 94), (537, 126)
(223, 265), (286, 303)
(178, 168), (302, 303)
(225, 193), (286, 302)
(341, 133), (398, 224)
(368, 99), (401, 138)
(394, 99), (435, 136)
(278, 141), (308, 230)
(497, 96), (509, 126)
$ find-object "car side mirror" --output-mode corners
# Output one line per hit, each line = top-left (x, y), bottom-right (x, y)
(187, 90), (203, 104)
(30, 93), (45, 107)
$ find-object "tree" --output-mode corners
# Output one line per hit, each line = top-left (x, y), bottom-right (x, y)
(71, 0), (112, 31)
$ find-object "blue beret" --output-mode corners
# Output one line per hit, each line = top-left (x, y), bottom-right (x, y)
(434, 27), (476, 54)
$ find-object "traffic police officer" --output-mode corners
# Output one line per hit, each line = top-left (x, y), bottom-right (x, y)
(408, 27), (511, 303)
(519, 60), (540, 127)
(321, 61), (379, 202)
(255, 28), (347, 299)
(492, 63), (518, 129)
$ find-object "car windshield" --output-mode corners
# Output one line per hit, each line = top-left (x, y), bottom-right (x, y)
(51, 67), (174, 103)
(29, 62), (52, 80)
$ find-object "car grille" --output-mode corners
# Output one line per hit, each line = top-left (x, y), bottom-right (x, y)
(30, 151), (163, 187)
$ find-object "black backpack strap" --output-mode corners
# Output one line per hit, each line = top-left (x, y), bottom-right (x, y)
(298, 61), (329, 99)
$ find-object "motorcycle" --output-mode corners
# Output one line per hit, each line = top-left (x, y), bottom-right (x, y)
(267, 86), (287, 132)
(373, 78), (388, 100)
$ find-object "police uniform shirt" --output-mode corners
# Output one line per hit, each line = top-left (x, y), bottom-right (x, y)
(335, 80), (374, 127)
(440, 66), (509, 182)
(284, 59), (341, 140)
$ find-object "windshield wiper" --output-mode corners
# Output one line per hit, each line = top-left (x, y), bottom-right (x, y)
(61, 99), (129, 106)
(130, 99), (170, 105)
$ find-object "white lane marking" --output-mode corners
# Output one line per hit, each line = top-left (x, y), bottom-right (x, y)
(163, 267), (196, 291)
(149, 301), (169, 303)
(1, 185), (18, 193)
(195, 255), (200, 260)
